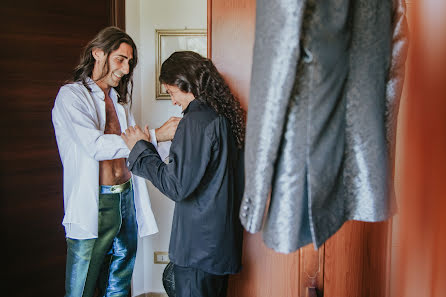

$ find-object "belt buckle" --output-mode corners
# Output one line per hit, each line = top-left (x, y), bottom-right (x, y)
(109, 180), (130, 194)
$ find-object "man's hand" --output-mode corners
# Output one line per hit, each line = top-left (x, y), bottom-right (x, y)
(121, 125), (151, 150)
(155, 117), (181, 142)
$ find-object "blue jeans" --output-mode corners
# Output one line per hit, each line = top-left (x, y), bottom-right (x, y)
(65, 179), (138, 297)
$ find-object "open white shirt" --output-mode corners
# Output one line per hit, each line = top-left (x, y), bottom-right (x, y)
(52, 78), (170, 239)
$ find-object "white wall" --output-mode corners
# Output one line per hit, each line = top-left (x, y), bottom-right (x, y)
(126, 0), (207, 295)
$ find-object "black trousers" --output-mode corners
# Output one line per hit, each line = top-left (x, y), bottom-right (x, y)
(173, 265), (228, 297)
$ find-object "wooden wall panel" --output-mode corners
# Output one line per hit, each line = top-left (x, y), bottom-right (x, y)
(210, 1), (392, 296)
(395, 0), (446, 296)
(210, 0), (256, 109)
(0, 1), (112, 296)
(210, 1), (304, 296)
(324, 221), (390, 297)
(227, 233), (300, 297)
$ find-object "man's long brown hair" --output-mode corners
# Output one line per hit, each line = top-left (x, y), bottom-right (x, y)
(73, 26), (138, 105)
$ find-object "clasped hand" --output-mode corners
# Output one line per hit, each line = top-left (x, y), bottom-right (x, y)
(121, 116), (181, 150)
(121, 125), (150, 150)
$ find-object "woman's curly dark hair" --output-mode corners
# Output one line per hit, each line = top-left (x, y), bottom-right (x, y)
(159, 51), (246, 148)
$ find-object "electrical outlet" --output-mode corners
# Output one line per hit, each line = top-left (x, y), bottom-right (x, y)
(154, 251), (169, 264)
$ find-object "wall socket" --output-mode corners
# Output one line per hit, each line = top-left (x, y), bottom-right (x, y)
(154, 251), (169, 264)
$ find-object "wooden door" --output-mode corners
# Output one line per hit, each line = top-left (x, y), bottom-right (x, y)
(209, 1), (390, 296)
(0, 1), (123, 296)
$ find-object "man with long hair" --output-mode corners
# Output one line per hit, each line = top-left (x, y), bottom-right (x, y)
(122, 51), (246, 297)
(52, 26), (179, 297)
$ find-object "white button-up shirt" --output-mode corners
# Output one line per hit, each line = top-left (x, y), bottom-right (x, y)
(52, 78), (168, 239)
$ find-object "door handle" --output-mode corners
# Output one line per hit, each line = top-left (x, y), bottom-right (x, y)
(306, 287), (318, 297)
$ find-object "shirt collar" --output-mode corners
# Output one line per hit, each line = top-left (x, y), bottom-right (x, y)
(84, 77), (119, 102)
(182, 99), (199, 115)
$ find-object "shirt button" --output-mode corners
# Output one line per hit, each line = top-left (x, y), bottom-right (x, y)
(302, 47), (313, 63)
(241, 213), (247, 217)
(243, 205), (249, 211)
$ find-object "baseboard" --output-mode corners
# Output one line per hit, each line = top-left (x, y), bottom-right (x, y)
(135, 293), (168, 297)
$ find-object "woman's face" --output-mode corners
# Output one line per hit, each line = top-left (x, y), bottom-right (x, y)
(164, 84), (195, 111)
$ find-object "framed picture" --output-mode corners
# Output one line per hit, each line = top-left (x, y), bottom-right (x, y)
(155, 29), (207, 100)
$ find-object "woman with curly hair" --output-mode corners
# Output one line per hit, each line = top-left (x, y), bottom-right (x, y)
(122, 51), (246, 297)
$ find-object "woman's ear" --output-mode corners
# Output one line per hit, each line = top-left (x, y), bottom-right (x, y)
(92, 48), (105, 61)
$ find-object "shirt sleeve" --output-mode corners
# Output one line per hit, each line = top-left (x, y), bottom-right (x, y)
(156, 141), (171, 162)
(52, 86), (130, 161)
(127, 116), (215, 202)
(240, 0), (306, 233)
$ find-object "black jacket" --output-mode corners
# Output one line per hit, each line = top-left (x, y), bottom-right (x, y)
(127, 100), (244, 275)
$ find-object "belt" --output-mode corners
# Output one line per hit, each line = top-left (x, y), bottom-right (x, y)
(100, 178), (132, 194)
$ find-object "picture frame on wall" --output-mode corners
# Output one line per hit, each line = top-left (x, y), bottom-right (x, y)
(155, 29), (207, 100)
